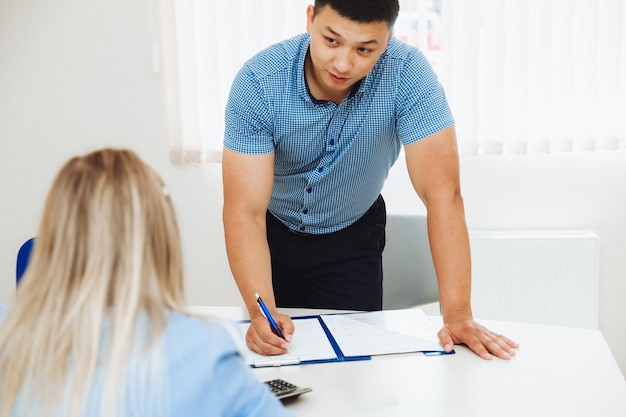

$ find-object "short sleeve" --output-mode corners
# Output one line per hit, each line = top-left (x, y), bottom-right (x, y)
(224, 64), (276, 155)
(395, 50), (455, 146)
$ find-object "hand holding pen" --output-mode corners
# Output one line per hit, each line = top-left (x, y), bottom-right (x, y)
(255, 293), (285, 339)
(245, 293), (294, 356)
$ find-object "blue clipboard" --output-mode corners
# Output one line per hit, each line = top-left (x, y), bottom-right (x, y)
(240, 311), (454, 368)
(240, 315), (371, 367)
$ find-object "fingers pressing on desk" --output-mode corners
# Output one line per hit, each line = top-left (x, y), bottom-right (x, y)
(437, 318), (519, 360)
(246, 314), (295, 356)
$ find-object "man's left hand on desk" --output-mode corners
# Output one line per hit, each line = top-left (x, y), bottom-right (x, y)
(438, 317), (519, 360)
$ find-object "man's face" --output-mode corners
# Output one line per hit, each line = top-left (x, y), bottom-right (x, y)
(306, 4), (391, 102)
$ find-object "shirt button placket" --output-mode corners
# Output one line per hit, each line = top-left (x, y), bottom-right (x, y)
(301, 105), (342, 233)
(300, 186), (313, 232)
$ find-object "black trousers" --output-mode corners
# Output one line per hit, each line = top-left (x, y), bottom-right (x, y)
(267, 195), (386, 311)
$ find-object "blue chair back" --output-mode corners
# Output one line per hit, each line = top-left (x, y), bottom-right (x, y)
(16, 237), (35, 285)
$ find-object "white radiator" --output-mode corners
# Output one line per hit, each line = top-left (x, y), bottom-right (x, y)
(469, 230), (599, 329)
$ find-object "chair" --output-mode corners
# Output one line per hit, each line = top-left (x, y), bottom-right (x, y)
(16, 237), (35, 285)
(382, 214), (439, 310)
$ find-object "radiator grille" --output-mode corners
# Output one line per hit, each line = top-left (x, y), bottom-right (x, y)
(469, 230), (599, 329)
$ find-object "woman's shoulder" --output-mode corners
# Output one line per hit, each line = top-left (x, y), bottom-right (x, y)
(159, 311), (295, 417)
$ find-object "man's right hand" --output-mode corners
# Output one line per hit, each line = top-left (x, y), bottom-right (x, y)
(245, 313), (295, 356)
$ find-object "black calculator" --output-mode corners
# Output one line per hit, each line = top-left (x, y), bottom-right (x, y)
(264, 378), (312, 400)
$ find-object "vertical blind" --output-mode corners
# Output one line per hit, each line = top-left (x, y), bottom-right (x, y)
(164, 0), (626, 163)
(165, 0), (311, 163)
(443, 0), (626, 154)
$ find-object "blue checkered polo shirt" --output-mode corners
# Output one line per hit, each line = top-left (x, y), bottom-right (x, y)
(224, 34), (454, 235)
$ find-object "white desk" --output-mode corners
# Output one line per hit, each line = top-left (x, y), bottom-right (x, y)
(193, 307), (626, 417)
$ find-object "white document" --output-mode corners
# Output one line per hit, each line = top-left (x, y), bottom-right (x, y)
(239, 317), (338, 367)
(239, 308), (445, 367)
(319, 308), (443, 357)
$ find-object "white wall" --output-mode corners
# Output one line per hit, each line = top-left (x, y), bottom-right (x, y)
(1, 0), (625, 377)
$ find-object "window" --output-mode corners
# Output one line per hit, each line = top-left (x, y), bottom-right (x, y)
(163, 0), (626, 163)
(162, 0), (311, 163)
(440, 0), (626, 154)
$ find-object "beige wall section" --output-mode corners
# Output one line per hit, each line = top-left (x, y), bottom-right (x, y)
(0, 0), (242, 308)
(1, 0), (624, 376)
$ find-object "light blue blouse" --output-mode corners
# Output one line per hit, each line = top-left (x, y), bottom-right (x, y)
(0, 307), (295, 417)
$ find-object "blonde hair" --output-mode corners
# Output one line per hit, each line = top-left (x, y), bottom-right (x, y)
(0, 148), (186, 416)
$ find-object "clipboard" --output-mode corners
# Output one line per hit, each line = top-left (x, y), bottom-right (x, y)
(239, 308), (452, 367)
(240, 315), (371, 367)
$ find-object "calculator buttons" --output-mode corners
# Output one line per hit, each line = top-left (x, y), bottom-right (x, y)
(264, 378), (312, 400)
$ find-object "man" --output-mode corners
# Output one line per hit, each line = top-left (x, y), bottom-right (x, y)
(223, 0), (518, 360)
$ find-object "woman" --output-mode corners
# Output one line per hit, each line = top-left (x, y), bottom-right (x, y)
(0, 149), (294, 417)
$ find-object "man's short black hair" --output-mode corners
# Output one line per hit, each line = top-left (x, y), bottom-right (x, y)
(314, 0), (400, 29)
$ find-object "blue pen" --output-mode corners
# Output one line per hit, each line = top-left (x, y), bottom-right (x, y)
(255, 293), (285, 340)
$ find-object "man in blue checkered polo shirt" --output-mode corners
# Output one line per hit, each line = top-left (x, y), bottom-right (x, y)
(223, 0), (518, 361)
